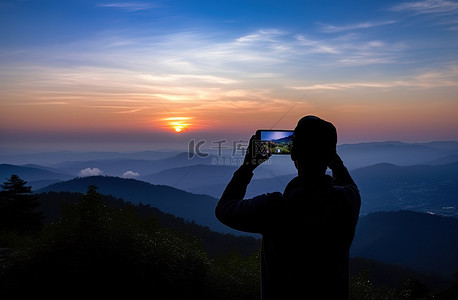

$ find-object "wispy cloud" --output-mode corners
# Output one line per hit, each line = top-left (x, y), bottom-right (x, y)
(0, 28), (411, 113)
(291, 81), (429, 91)
(319, 20), (398, 33)
(391, 0), (458, 15)
(390, 0), (458, 30)
(140, 74), (239, 85)
(98, 2), (157, 12)
(295, 35), (339, 54)
(294, 34), (406, 65)
(1, 25), (455, 131)
(290, 66), (458, 90)
(236, 29), (286, 43)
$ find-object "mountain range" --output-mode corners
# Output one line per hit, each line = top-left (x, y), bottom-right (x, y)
(270, 135), (293, 143)
(351, 162), (458, 216)
(140, 164), (238, 190)
(35, 178), (458, 279)
(182, 162), (458, 217)
(351, 210), (458, 278)
(337, 141), (458, 169)
(1, 170), (457, 281)
(2, 140), (457, 170)
(2, 141), (458, 279)
(50, 152), (219, 177)
(33, 190), (455, 292)
(2, 142), (457, 218)
(0, 150), (180, 165)
(0, 163), (73, 190)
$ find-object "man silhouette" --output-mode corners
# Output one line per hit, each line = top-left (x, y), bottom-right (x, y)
(215, 116), (361, 300)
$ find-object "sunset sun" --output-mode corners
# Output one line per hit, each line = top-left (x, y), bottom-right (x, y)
(164, 117), (191, 133)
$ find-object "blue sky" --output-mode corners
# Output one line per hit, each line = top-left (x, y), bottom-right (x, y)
(1, 0), (458, 151)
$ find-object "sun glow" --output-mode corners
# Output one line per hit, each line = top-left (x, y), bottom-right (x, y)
(164, 117), (191, 133)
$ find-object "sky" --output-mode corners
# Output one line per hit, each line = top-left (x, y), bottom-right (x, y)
(1, 0), (458, 152)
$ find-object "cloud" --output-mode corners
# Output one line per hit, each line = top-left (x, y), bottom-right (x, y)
(122, 170), (140, 178)
(390, 1), (458, 30)
(79, 168), (104, 176)
(391, 0), (458, 15)
(0, 28), (411, 130)
(2, 23), (453, 129)
(295, 35), (340, 54)
(236, 29), (286, 43)
(319, 20), (398, 33)
(294, 34), (405, 64)
(290, 66), (458, 91)
(98, 2), (157, 12)
(140, 74), (238, 85)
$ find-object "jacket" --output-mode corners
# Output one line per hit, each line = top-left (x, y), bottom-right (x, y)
(215, 159), (361, 299)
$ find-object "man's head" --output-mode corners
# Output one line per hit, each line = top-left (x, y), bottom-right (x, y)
(291, 115), (337, 172)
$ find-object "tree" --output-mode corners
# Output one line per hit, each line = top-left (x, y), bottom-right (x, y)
(0, 175), (43, 232)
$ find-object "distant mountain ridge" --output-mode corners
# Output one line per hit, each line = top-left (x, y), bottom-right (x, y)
(0, 150), (180, 165)
(3, 156), (457, 218)
(337, 140), (458, 170)
(352, 161), (458, 216)
(270, 134), (293, 143)
(140, 164), (238, 190)
(0, 163), (71, 180)
(186, 161), (458, 217)
(0, 163), (73, 190)
(48, 152), (219, 177)
(351, 210), (458, 278)
(2, 141), (457, 170)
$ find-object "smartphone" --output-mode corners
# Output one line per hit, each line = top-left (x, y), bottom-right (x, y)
(255, 130), (294, 155)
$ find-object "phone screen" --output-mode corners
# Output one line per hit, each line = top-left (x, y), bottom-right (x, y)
(256, 130), (294, 155)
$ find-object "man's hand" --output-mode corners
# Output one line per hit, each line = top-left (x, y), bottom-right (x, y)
(243, 135), (271, 171)
(327, 153), (343, 171)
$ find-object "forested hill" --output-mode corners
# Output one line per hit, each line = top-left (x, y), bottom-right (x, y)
(35, 190), (455, 294)
(37, 175), (229, 233)
(37, 175), (458, 278)
(2, 180), (456, 297)
(36, 191), (260, 258)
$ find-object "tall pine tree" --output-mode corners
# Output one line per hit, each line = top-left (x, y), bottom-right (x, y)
(0, 175), (43, 232)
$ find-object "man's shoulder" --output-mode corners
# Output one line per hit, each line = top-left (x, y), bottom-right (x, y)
(251, 191), (283, 204)
(332, 183), (360, 196)
(246, 191), (285, 215)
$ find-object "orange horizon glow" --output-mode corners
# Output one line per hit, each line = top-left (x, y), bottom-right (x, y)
(1, 58), (458, 149)
(2, 93), (458, 145)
